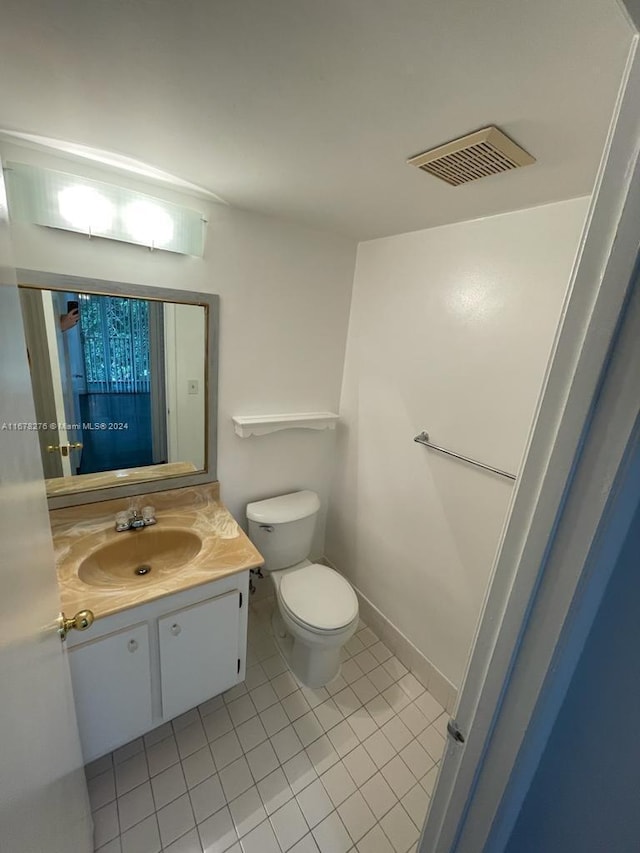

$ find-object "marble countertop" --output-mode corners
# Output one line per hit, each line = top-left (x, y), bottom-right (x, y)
(50, 483), (264, 620)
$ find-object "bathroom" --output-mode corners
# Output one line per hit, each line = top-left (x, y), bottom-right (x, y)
(1, 2), (639, 853)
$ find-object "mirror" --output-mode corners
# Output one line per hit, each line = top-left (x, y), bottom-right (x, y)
(17, 271), (218, 504)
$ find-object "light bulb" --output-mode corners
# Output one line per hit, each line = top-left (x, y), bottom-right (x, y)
(122, 199), (174, 247)
(58, 184), (114, 233)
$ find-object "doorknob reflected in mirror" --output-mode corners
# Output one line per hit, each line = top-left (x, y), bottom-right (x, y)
(46, 442), (83, 456)
(58, 609), (94, 641)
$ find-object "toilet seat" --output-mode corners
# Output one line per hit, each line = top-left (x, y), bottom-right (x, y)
(279, 564), (358, 633)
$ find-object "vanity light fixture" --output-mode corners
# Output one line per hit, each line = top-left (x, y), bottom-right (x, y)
(5, 162), (206, 256)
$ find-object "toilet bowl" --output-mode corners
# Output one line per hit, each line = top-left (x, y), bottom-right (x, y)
(272, 560), (359, 686)
(246, 491), (359, 687)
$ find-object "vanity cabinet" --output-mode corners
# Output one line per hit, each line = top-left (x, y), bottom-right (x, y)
(159, 591), (241, 720)
(69, 623), (153, 759)
(66, 571), (249, 762)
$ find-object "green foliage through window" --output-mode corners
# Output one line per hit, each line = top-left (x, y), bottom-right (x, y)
(79, 294), (150, 393)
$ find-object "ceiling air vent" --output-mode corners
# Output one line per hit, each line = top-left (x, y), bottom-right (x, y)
(407, 126), (535, 187)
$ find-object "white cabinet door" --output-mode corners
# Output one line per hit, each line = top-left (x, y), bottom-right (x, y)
(68, 623), (152, 762)
(159, 590), (240, 721)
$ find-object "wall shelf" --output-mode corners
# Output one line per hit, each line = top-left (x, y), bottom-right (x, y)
(232, 412), (340, 438)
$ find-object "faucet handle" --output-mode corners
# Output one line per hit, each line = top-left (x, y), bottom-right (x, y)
(115, 511), (130, 531)
(142, 505), (156, 524)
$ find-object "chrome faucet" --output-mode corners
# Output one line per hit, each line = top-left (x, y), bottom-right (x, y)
(115, 505), (157, 532)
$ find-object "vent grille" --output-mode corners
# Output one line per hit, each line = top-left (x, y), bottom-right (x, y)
(407, 126), (535, 187)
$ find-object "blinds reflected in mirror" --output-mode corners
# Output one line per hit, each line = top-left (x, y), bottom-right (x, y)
(79, 294), (153, 394)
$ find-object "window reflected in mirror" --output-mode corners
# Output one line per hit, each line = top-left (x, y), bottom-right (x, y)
(19, 284), (208, 497)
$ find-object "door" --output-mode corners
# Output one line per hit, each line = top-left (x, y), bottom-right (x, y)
(41, 288), (74, 475)
(0, 176), (92, 851)
(50, 289), (84, 473)
(149, 300), (168, 464)
(68, 623), (153, 763)
(159, 590), (241, 720)
(18, 286), (64, 478)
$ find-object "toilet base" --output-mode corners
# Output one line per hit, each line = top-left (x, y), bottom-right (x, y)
(271, 609), (294, 661)
(271, 609), (343, 688)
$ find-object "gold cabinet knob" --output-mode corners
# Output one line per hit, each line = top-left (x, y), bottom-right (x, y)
(58, 609), (95, 641)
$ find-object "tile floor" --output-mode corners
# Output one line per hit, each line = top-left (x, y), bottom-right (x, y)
(87, 596), (446, 853)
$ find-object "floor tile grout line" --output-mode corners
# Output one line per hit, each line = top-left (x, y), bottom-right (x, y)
(94, 710), (436, 840)
(90, 604), (441, 852)
(100, 722), (436, 838)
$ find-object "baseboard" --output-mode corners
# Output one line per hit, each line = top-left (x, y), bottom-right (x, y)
(321, 556), (458, 714)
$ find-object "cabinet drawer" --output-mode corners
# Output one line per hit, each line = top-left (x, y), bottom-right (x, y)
(159, 590), (240, 720)
(68, 622), (152, 762)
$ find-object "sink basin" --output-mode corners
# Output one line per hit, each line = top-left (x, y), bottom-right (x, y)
(78, 528), (203, 588)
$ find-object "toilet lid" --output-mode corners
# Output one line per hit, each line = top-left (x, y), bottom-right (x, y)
(279, 564), (358, 631)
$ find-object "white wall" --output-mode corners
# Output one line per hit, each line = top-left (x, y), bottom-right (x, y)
(326, 198), (589, 687)
(4, 144), (356, 554)
(163, 303), (206, 470)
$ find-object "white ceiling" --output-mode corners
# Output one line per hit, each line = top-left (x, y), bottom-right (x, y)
(0, 0), (633, 239)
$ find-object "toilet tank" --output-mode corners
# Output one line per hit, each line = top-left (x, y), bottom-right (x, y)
(246, 490), (321, 571)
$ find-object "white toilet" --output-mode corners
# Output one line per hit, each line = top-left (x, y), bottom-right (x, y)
(246, 490), (359, 688)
